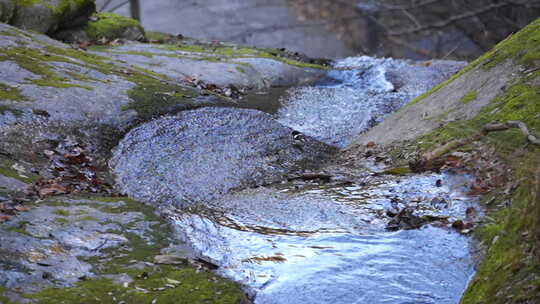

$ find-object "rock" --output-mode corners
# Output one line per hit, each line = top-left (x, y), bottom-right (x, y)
(0, 22), (328, 194)
(0, 196), (154, 292)
(111, 107), (336, 208)
(97, 41), (327, 89)
(56, 12), (146, 43)
(348, 52), (522, 148)
(9, 0), (95, 34)
(0, 0), (15, 23)
(0, 174), (27, 192)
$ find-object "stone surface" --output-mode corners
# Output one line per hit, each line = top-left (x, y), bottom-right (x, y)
(0, 22), (327, 177)
(8, 0), (95, 34)
(0, 197), (148, 292)
(111, 107), (336, 208)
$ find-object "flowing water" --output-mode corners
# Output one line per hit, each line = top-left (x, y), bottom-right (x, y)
(172, 172), (478, 304)
(112, 56), (477, 303)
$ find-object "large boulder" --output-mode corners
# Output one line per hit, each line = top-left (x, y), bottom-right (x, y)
(0, 0), (15, 23)
(55, 12), (146, 43)
(9, 0), (95, 34)
(110, 107), (336, 208)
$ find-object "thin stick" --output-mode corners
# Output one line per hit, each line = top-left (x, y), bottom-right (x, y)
(422, 120), (540, 164)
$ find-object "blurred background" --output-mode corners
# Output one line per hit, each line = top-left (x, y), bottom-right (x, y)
(96, 0), (540, 60)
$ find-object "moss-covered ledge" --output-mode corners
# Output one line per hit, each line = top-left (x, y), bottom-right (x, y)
(8, 0), (95, 34)
(379, 19), (540, 304)
(341, 17), (539, 304)
(84, 12), (145, 42)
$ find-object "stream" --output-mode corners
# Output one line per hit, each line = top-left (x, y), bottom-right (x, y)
(111, 56), (478, 303)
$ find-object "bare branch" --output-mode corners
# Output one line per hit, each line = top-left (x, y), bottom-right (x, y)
(109, 0), (129, 13)
(99, 0), (114, 11)
(389, 2), (510, 36)
(482, 121), (540, 147)
(422, 120), (540, 166)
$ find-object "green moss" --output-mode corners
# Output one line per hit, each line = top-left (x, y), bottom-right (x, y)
(6, 227), (33, 236)
(460, 90), (477, 104)
(26, 45), (210, 120)
(121, 50), (156, 58)
(235, 66), (246, 74)
(54, 217), (69, 224)
(18, 195), (247, 304)
(0, 286), (15, 304)
(146, 31), (174, 43)
(0, 105), (23, 116)
(43, 200), (71, 207)
(17, 0), (41, 7)
(412, 77), (539, 304)
(53, 0), (95, 19)
(0, 166), (38, 184)
(122, 81), (200, 120)
(461, 157), (540, 304)
(382, 167), (412, 175)
(52, 209), (70, 216)
(0, 47), (97, 90)
(396, 21), (540, 304)
(0, 83), (26, 101)
(483, 18), (540, 69)
(161, 43), (330, 70)
(418, 79), (539, 152)
(0, 30), (18, 37)
(25, 265), (246, 304)
(85, 12), (144, 41)
(78, 216), (98, 221)
(32, 79), (93, 90)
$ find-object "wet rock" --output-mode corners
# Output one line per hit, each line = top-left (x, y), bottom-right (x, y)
(386, 208), (425, 231)
(0, 197), (148, 292)
(451, 220), (475, 232)
(111, 107), (336, 208)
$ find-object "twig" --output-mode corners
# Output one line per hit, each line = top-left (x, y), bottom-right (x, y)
(389, 2), (510, 36)
(421, 120), (539, 165)
(99, 0), (114, 11)
(482, 120), (540, 147)
(109, 0), (129, 13)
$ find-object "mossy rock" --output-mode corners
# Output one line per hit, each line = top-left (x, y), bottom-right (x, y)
(9, 0), (95, 34)
(0, 0), (15, 23)
(85, 12), (145, 42)
(352, 18), (540, 147)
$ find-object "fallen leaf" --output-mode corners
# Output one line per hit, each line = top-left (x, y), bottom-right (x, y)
(38, 183), (69, 197)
